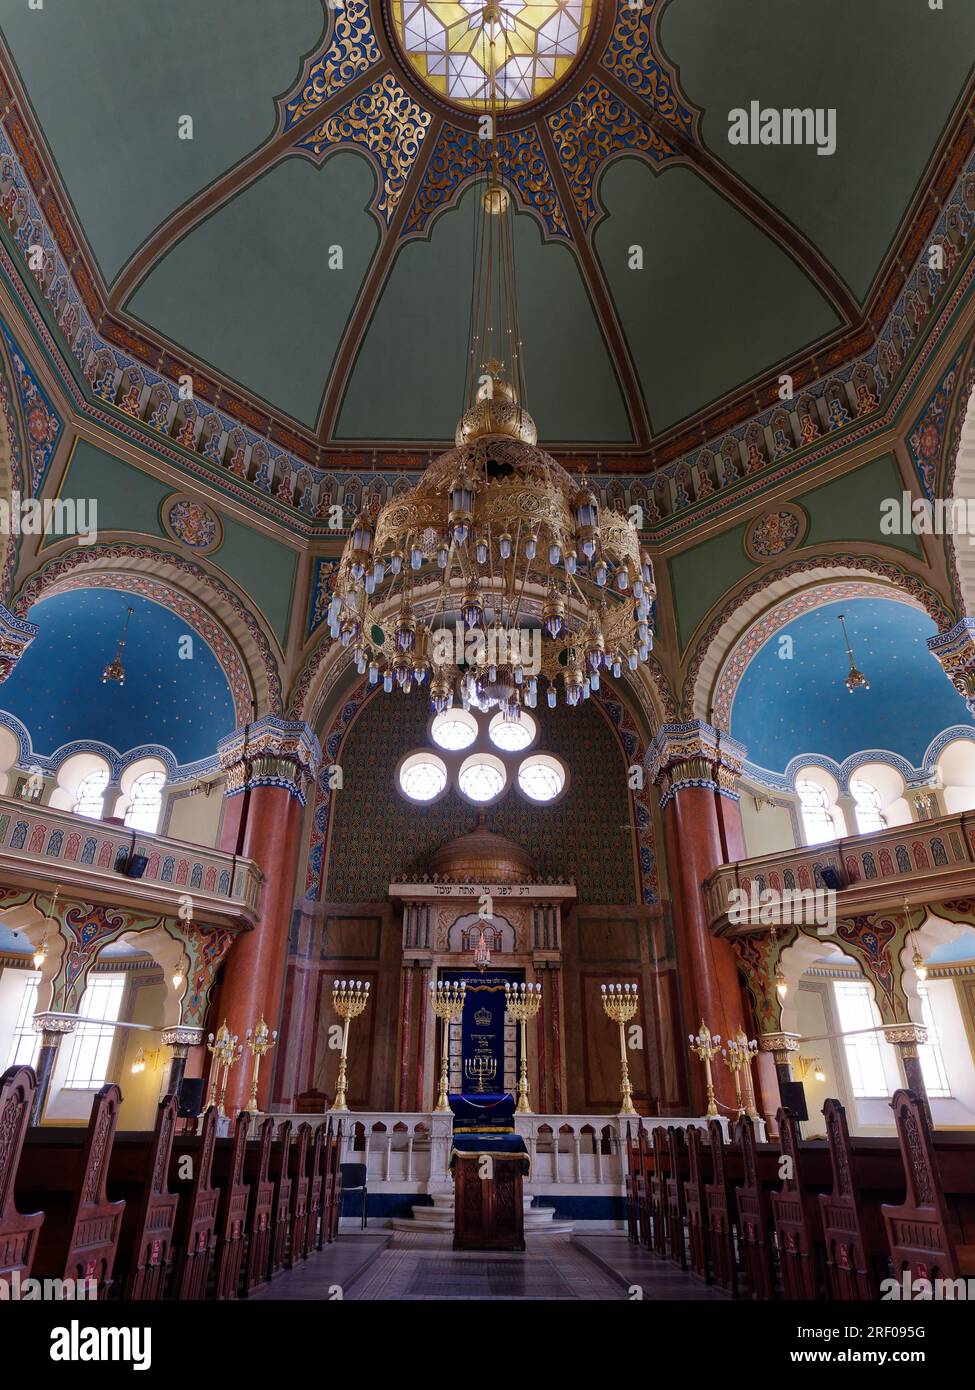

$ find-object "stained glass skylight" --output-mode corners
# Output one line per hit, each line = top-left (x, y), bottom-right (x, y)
(392, 0), (595, 109)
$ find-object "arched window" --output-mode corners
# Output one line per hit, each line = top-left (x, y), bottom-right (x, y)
(796, 778), (835, 845)
(123, 770), (166, 833)
(851, 778), (886, 834)
(73, 767), (108, 819)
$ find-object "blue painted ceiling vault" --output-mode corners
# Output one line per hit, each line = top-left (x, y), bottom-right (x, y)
(0, 590), (235, 765)
(730, 598), (973, 773)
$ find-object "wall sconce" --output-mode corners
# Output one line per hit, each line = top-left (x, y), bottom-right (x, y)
(131, 1047), (163, 1075)
(795, 1055), (826, 1083)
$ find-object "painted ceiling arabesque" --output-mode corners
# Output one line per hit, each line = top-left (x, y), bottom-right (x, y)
(0, 0), (970, 550)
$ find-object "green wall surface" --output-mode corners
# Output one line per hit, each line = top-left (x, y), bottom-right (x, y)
(669, 454), (920, 651)
(595, 160), (840, 434)
(127, 154), (380, 429)
(54, 441), (296, 646)
(661, 0), (975, 302)
(0, 0), (326, 283)
(338, 183), (632, 444)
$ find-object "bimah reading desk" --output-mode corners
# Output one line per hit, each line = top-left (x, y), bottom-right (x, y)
(449, 1093), (530, 1251)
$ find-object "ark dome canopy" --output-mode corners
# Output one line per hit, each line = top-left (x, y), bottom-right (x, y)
(428, 815), (535, 882)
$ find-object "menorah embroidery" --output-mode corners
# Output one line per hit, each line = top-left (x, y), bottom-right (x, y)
(465, 1056), (497, 1091)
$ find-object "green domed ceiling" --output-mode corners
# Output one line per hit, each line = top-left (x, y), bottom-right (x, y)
(2, 0), (973, 454)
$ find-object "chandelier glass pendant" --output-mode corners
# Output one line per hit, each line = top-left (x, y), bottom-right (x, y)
(331, 5), (654, 719)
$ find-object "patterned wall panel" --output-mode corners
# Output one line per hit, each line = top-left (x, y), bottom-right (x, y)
(324, 689), (638, 904)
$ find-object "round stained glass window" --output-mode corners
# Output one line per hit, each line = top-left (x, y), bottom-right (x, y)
(517, 753), (565, 802)
(399, 752), (449, 801)
(458, 754), (507, 802)
(391, 0), (596, 110)
(488, 709), (536, 751)
(431, 708), (479, 750)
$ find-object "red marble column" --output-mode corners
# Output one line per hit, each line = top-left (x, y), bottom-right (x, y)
(214, 719), (320, 1114)
(651, 722), (748, 1114)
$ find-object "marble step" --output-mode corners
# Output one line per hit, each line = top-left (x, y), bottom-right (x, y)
(390, 1195), (573, 1234)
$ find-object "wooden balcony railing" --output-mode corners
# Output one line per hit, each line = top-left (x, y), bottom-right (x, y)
(704, 809), (975, 932)
(0, 794), (262, 929)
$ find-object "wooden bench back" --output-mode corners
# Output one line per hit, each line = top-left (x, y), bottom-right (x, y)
(0, 1066), (43, 1284)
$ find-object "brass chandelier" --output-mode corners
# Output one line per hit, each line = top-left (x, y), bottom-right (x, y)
(330, 4), (655, 717)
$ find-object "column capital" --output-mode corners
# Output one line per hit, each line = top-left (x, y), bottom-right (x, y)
(882, 1023), (928, 1052)
(648, 720), (747, 807)
(758, 1030), (801, 1054)
(161, 1025), (205, 1048)
(218, 716), (321, 803)
(927, 618), (975, 713)
(0, 601), (38, 682)
(32, 1010), (77, 1037)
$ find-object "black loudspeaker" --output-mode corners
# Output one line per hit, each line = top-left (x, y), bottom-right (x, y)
(819, 866), (844, 891)
(780, 1080), (809, 1121)
(122, 853), (149, 879)
(177, 1077), (205, 1119)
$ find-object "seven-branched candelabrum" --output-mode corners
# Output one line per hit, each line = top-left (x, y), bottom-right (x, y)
(331, 979), (372, 1113)
(505, 981), (543, 1114)
(430, 979), (467, 1112)
(601, 982), (639, 1116)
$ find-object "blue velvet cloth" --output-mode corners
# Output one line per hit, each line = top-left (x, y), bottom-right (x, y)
(448, 1092), (515, 1130)
(449, 1133), (530, 1173)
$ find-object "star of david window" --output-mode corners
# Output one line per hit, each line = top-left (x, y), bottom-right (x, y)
(391, 0), (595, 108)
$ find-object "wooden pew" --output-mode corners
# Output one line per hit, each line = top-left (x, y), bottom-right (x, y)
(17, 1084), (125, 1295)
(211, 1112), (250, 1300)
(108, 1095), (180, 1300)
(242, 1117), (275, 1294)
(286, 1122), (311, 1268)
(168, 1106), (219, 1300)
(325, 1121), (342, 1243)
(770, 1108), (831, 1300)
(683, 1124), (711, 1282)
(0, 1066), (44, 1286)
(819, 1099), (902, 1300)
(882, 1089), (975, 1284)
(305, 1123), (325, 1259)
(733, 1115), (778, 1300)
(665, 1126), (688, 1267)
(704, 1120), (739, 1296)
(268, 1121), (293, 1276)
(650, 1126), (669, 1257)
(636, 1123), (652, 1250)
(623, 1122), (641, 1243)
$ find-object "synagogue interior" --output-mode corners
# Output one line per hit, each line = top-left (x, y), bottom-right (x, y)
(1, 0), (975, 1336)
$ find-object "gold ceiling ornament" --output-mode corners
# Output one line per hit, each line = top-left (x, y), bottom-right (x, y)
(330, 9), (654, 717)
(837, 612), (870, 693)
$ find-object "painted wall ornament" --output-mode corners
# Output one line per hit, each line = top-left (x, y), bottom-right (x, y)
(743, 504), (808, 563)
(160, 492), (223, 554)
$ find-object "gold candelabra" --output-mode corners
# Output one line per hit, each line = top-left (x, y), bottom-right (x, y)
(689, 1021), (721, 1119)
(505, 980), (542, 1114)
(244, 1015), (278, 1115)
(430, 979), (466, 1112)
(331, 978), (371, 1113)
(206, 1020), (242, 1117)
(601, 982), (639, 1116)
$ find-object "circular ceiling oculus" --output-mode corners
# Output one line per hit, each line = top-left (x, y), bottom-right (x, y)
(390, 0), (596, 110)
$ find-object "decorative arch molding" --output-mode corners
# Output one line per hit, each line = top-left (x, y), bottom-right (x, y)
(10, 543), (282, 721)
(944, 342), (975, 618)
(0, 331), (24, 601)
(712, 578), (924, 733)
(682, 553), (954, 725)
(783, 749), (918, 797)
